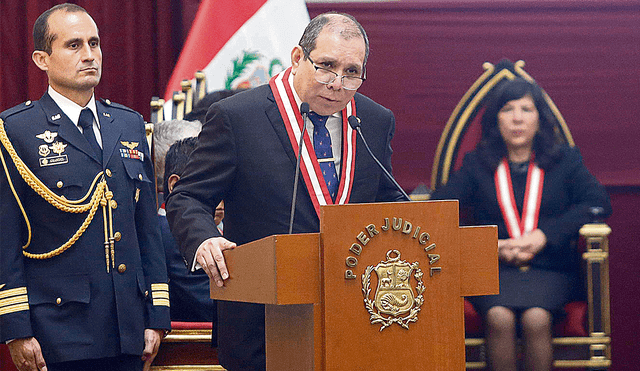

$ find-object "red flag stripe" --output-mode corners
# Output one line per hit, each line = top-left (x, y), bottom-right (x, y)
(164, 0), (267, 100)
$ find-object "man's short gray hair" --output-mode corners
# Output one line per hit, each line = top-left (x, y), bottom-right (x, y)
(153, 119), (202, 192)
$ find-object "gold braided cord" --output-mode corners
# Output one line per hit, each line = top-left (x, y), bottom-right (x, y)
(0, 133), (33, 249)
(0, 119), (107, 259)
(22, 181), (106, 260)
(0, 119), (103, 212)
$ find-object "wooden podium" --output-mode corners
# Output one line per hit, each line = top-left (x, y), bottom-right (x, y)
(211, 200), (498, 370)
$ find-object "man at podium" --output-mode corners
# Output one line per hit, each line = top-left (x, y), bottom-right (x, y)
(166, 12), (405, 371)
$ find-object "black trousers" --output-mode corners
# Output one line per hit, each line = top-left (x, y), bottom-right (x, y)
(47, 355), (143, 371)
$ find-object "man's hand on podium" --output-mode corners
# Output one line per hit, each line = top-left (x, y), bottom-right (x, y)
(196, 237), (236, 287)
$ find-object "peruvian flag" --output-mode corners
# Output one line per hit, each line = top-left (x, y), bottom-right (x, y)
(164, 0), (309, 103)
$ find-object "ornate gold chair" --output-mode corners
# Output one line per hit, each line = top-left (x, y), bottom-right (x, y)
(430, 59), (612, 370)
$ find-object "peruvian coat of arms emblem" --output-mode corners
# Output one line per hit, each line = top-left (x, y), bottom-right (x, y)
(362, 250), (425, 331)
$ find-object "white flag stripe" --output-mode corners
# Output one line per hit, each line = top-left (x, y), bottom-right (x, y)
(202, 0), (309, 90)
(163, 0), (309, 118)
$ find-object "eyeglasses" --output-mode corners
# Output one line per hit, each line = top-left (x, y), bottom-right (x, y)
(302, 48), (365, 91)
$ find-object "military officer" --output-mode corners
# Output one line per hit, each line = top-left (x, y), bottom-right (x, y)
(0, 4), (170, 371)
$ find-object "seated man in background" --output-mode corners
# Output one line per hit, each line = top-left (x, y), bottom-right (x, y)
(153, 119), (202, 197)
(159, 137), (219, 346)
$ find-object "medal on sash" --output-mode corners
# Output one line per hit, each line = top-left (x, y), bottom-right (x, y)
(494, 155), (544, 238)
(269, 67), (357, 218)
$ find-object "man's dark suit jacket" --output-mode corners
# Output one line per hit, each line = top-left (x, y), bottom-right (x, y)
(159, 213), (217, 345)
(0, 93), (170, 364)
(166, 84), (404, 371)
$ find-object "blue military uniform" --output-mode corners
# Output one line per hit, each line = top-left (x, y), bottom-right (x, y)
(0, 92), (170, 364)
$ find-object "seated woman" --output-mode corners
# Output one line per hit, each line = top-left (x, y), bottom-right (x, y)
(431, 78), (611, 371)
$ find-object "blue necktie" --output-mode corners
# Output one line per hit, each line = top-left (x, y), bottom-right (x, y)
(78, 108), (102, 160)
(309, 112), (338, 201)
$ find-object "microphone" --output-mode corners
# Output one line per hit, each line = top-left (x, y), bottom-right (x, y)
(289, 102), (310, 234)
(348, 115), (411, 201)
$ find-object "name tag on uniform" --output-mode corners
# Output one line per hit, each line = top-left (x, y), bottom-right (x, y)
(40, 155), (69, 167)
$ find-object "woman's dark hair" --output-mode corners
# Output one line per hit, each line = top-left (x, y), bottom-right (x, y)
(477, 77), (563, 171)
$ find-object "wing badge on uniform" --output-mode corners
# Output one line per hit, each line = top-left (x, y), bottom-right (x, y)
(121, 141), (139, 150)
(119, 141), (144, 161)
(36, 130), (58, 143)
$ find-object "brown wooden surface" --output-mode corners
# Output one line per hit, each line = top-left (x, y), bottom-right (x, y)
(459, 225), (499, 297)
(209, 233), (320, 305)
(208, 201), (497, 370)
(265, 304), (315, 370)
(320, 200), (496, 370)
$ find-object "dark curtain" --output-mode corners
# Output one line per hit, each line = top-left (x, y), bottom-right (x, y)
(0, 0), (183, 120)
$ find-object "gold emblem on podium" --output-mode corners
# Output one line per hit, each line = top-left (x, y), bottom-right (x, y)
(362, 250), (425, 331)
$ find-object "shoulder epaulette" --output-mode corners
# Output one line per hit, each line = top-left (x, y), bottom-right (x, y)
(0, 101), (35, 120)
(101, 98), (138, 113)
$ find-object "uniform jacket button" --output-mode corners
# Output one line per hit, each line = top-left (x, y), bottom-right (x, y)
(56, 297), (62, 305)
(110, 200), (118, 209)
(105, 169), (112, 177)
(118, 264), (127, 274)
(56, 181), (63, 188)
(138, 174), (143, 180)
(114, 231), (122, 241)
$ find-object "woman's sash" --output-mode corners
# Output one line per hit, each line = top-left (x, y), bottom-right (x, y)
(494, 156), (544, 238)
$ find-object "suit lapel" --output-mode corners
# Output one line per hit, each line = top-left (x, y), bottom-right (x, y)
(96, 101), (120, 166)
(265, 90), (298, 167)
(38, 93), (101, 165)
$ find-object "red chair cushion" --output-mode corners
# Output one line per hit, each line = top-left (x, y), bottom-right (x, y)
(464, 299), (484, 336)
(554, 301), (588, 337)
(171, 321), (213, 330)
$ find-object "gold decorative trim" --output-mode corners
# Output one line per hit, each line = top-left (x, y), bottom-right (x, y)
(0, 287), (27, 299)
(362, 250), (425, 331)
(440, 69), (516, 186)
(431, 62), (495, 189)
(580, 223), (612, 237)
(152, 283), (169, 291)
(0, 302), (29, 316)
(0, 294), (28, 308)
(553, 359), (611, 368)
(163, 329), (213, 343)
(153, 291), (170, 299)
(153, 298), (170, 307)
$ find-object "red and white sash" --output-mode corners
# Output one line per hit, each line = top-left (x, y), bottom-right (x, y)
(494, 156), (544, 238)
(269, 67), (357, 218)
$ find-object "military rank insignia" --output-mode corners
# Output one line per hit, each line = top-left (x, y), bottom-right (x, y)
(36, 131), (68, 167)
(119, 141), (144, 161)
(36, 130), (57, 143)
(362, 250), (425, 331)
